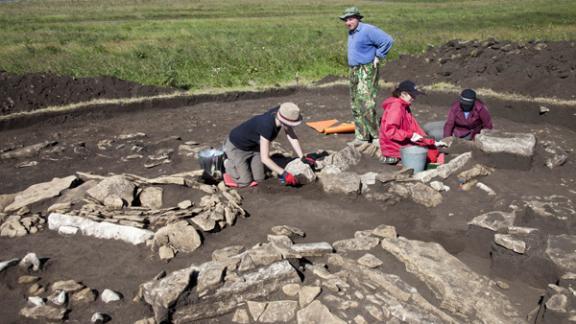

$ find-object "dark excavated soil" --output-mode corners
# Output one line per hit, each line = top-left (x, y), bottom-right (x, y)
(384, 39), (576, 99)
(0, 39), (575, 323)
(0, 71), (175, 116)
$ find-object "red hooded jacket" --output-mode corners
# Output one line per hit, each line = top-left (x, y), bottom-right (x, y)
(379, 97), (435, 158)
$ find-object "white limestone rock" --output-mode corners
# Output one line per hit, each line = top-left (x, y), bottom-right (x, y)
(475, 129), (536, 156)
(468, 210), (516, 232)
(333, 237), (380, 252)
(19, 252), (41, 271)
(101, 289), (122, 303)
(290, 242), (333, 257)
(494, 234), (527, 254)
(49, 213), (153, 245)
(319, 171), (361, 195)
(414, 152), (472, 183)
(284, 159), (317, 185)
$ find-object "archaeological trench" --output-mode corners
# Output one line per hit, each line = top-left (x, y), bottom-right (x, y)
(0, 40), (575, 323)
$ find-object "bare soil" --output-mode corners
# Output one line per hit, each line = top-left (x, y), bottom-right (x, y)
(0, 40), (575, 323)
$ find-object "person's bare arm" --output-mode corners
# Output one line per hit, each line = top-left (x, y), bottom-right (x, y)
(284, 127), (304, 158)
(259, 136), (284, 175)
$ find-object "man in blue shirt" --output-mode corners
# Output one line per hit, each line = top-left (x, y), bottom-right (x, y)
(340, 7), (394, 146)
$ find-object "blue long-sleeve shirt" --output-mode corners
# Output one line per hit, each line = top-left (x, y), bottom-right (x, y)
(347, 22), (394, 66)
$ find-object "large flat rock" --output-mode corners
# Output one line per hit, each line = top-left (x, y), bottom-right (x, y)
(48, 213), (153, 245)
(173, 260), (300, 322)
(546, 234), (576, 273)
(5, 175), (78, 212)
(475, 129), (536, 157)
(380, 237), (525, 323)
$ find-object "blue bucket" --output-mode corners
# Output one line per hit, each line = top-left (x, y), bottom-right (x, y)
(400, 145), (428, 173)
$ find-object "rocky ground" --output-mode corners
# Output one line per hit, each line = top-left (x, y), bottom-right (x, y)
(1, 40), (576, 323)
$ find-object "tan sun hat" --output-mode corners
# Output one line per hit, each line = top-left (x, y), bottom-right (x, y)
(277, 102), (302, 127)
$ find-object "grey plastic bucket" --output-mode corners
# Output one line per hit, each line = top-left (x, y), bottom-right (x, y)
(422, 121), (445, 141)
(198, 148), (225, 181)
(400, 145), (428, 173)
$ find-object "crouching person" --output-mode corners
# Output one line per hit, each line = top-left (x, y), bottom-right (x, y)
(379, 80), (446, 165)
(223, 102), (307, 188)
(443, 89), (493, 140)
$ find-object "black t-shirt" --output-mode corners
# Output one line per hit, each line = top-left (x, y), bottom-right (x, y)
(229, 107), (281, 151)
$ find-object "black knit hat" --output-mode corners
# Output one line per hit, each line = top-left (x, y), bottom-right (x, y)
(459, 89), (476, 112)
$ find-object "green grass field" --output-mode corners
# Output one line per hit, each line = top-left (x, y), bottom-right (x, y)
(0, 0), (575, 90)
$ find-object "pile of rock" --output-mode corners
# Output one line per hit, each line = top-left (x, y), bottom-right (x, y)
(137, 223), (525, 323)
(468, 202), (576, 289)
(0, 169), (247, 261)
(0, 251), (124, 322)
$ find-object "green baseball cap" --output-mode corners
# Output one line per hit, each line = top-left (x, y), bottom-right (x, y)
(339, 7), (363, 21)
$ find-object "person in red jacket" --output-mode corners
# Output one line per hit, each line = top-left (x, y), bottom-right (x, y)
(443, 89), (493, 140)
(379, 80), (446, 164)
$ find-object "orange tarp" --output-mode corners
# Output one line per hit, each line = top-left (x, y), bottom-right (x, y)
(324, 122), (355, 134)
(306, 119), (338, 133)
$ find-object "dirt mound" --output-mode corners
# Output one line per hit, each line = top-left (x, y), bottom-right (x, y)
(384, 39), (576, 99)
(0, 71), (175, 116)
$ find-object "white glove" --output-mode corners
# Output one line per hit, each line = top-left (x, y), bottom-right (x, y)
(410, 133), (423, 142)
(434, 141), (448, 147)
(373, 57), (380, 67)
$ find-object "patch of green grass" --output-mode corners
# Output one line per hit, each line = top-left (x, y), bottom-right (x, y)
(0, 0), (575, 90)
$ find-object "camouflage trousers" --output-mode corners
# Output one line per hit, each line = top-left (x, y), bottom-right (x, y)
(349, 63), (379, 141)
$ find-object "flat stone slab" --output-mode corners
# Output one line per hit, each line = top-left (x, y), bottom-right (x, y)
(475, 130), (536, 157)
(414, 152), (472, 183)
(290, 242), (333, 257)
(494, 234), (527, 254)
(296, 300), (346, 324)
(380, 237), (525, 323)
(173, 260), (300, 323)
(546, 235), (576, 273)
(468, 211), (516, 232)
(5, 175), (78, 212)
(319, 171), (361, 195)
(48, 213), (153, 245)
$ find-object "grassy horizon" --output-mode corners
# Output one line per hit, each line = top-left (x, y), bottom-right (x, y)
(0, 0), (575, 90)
